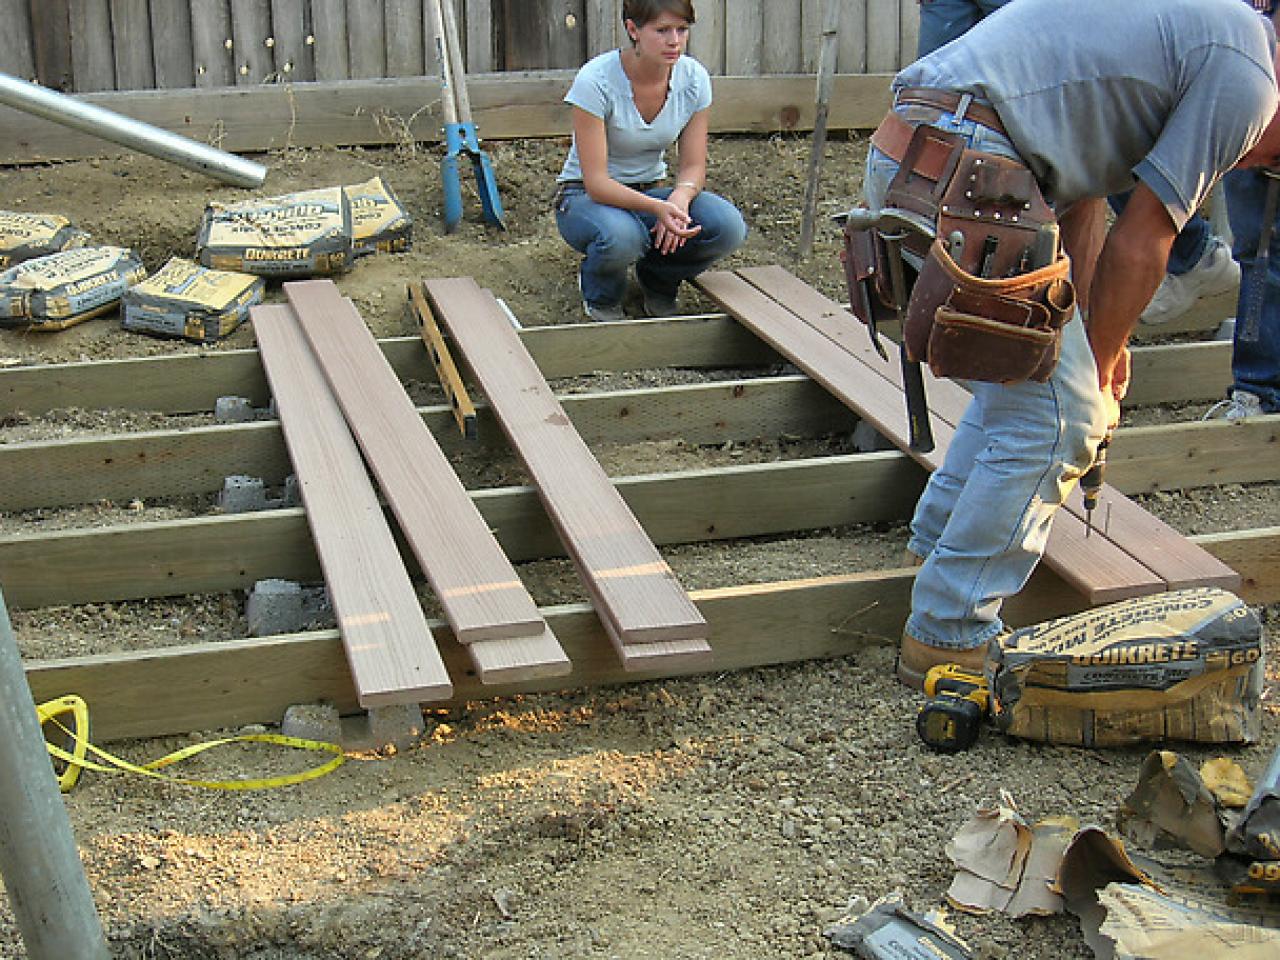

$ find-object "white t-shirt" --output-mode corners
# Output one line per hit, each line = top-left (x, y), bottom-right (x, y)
(558, 50), (713, 185)
(896, 0), (1278, 227)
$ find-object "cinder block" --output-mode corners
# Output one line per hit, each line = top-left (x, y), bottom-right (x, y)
(282, 474), (302, 507)
(246, 578), (304, 636)
(219, 475), (268, 513)
(280, 703), (342, 744)
(214, 396), (255, 423)
(852, 420), (895, 453)
(368, 703), (426, 753)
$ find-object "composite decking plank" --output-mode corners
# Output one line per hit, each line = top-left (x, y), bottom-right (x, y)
(423, 277), (710, 665)
(702, 267), (1165, 603)
(253, 304), (452, 706)
(734, 265), (1239, 597)
(282, 280), (545, 645)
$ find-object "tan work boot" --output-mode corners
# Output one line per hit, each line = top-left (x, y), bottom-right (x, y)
(896, 631), (987, 690)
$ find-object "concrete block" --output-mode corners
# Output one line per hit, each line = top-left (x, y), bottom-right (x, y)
(282, 474), (302, 507)
(280, 703), (342, 744)
(852, 420), (895, 453)
(214, 396), (255, 423)
(219, 475), (268, 513)
(367, 703), (426, 753)
(246, 579), (304, 636)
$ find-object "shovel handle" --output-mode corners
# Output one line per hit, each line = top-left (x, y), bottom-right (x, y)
(426, 0), (460, 126)
(439, 0), (474, 125)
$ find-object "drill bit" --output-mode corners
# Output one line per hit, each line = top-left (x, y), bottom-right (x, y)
(1080, 431), (1111, 537)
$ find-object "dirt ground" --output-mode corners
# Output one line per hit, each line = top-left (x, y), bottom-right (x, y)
(2, 133), (1279, 959)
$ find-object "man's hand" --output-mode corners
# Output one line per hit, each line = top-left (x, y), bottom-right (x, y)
(1099, 346), (1130, 431)
(651, 199), (701, 255)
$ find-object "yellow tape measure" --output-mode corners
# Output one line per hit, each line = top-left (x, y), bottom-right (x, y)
(37, 694), (345, 792)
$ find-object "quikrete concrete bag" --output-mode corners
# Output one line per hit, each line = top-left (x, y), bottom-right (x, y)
(0, 211), (91, 269)
(344, 176), (413, 256)
(196, 186), (353, 277)
(0, 246), (145, 330)
(122, 257), (264, 343)
(990, 587), (1264, 747)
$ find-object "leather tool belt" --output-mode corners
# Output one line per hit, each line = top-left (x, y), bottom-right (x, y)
(844, 104), (1075, 384)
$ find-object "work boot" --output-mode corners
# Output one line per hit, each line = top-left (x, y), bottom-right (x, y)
(1203, 389), (1265, 421)
(896, 631), (987, 691)
(1140, 238), (1240, 325)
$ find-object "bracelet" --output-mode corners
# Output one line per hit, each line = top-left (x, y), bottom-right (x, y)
(676, 180), (700, 191)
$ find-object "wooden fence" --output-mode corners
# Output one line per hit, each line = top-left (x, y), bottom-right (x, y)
(0, 0), (920, 92)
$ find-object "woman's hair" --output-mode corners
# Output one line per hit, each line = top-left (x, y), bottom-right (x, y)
(622, 0), (696, 32)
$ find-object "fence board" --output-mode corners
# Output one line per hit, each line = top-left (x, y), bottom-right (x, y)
(464, 0), (494, 72)
(687, 0), (724, 75)
(501, 0), (585, 71)
(762, 0), (802, 73)
(384, 0), (425, 76)
(898, 0), (919, 67)
(345, 0), (387, 78)
(149, 0), (195, 87)
(0, 0), (34, 79)
(585, 0), (621, 57)
(801, 0), (821, 72)
(190, 0), (234, 87)
(866, 0), (900, 71)
(310, 0), (349, 79)
(838, 0), (868, 73)
(725, 1), (762, 74)
(30, 0), (73, 90)
(269, 0), (314, 81)
(69, 0), (116, 92)
(230, 0), (274, 83)
(110, 0), (156, 90)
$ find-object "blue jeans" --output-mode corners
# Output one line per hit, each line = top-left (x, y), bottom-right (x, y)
(865, 108), (1108, 650)
(917, 0), (1013, 57)
(1225, 168), (1280, 411)
(554, 185), (747, 310)
(1108, 192), (1212, 276)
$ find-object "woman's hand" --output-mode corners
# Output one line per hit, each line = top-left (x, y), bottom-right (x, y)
(650, 197), (701, 254)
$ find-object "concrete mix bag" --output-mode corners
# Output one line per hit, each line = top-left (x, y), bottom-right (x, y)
(344, 176), (413, 256)
(196, 186), (353, 277)
(0, 246), (146, 330)
(122, 257), (264, 342)
(0, 211), (91, 269)
(989, 587), (1264, 747)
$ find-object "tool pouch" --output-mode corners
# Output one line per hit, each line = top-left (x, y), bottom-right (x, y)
(840, 213), (896, 328)
(904, 148), (1075, 383)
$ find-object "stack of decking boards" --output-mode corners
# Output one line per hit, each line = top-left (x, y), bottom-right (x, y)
(696, 266), (1242, 603)
(251, 281), (710, 708)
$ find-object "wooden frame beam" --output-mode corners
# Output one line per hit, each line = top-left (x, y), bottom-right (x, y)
(0, 317), (1230, 419)
(21, 527), (1280, 742)
(0, 73), (894, 164)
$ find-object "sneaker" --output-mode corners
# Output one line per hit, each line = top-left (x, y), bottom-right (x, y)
(1203, 389), (1264, 421)
(1140, 238), (1240, 325)
(896, 630), (987, 691)
(637, 277), (679, 317)
(578, 268), (625, 322)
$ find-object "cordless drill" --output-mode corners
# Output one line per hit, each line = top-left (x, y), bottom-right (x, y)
(1081, 430), (1111, 537)
(916, 664), (990, 753)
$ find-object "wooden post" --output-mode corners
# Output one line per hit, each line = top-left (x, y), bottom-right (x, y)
(797, 0), (842, 258)
(0, 588), (110, 960)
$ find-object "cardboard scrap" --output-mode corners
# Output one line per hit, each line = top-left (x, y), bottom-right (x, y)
(824, 892), (972, 959)
(944, 799), (1075, 917)
(1118, 750), (1227, 858)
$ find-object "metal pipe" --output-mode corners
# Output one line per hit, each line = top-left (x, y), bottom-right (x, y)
(0, 588), (111, 959)
(0, 71), (267, 188)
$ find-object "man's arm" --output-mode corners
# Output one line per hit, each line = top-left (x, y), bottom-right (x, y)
(1057, 197), (1108, 315)
(1083, 182), (1178, 425)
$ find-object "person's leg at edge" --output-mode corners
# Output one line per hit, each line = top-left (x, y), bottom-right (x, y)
(916, 0), (982, 57)
(1224, 168), (1280, 412)
(633, 188), (748, 300)
(905, 312), (1106, 657)
(555, 188), (649, 313)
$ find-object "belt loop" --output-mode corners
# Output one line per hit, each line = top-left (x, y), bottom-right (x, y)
(954, 93), (973, 123)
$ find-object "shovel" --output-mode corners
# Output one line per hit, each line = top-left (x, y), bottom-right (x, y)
(427, 0), (506, 231)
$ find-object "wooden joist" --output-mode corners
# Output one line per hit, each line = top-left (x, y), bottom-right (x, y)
(423, 277), (710, 666)
(21, 526), (1280, 743)
(253, 304), (452, 706)
(281, 280), (550, 648)
(699, 266), (1241, 602)
(406, 282), (476, 439)
(0, 315), (1232, 419)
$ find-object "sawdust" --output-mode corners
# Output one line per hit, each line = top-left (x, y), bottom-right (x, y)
(2, 134), (1278, 960)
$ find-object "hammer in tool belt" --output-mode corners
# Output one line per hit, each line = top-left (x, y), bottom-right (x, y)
(841, 207), (935, 453)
